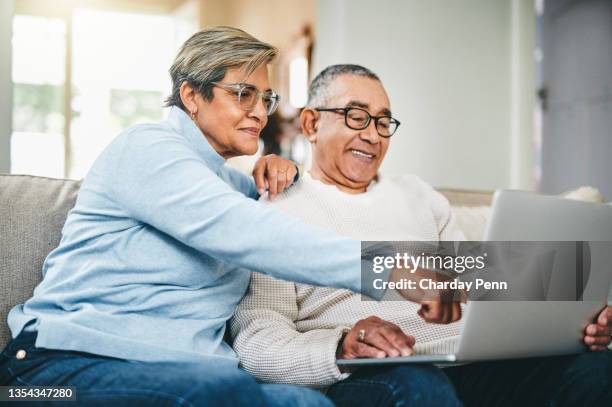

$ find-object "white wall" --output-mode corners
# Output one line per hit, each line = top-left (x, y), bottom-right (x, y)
(313, 0), (535, 190)
(0, 0), (13, 173)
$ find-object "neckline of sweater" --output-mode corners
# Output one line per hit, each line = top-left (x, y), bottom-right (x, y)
(301, 171), (381, 196)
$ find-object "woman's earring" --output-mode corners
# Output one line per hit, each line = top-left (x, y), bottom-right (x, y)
(190, 110), (197, 121)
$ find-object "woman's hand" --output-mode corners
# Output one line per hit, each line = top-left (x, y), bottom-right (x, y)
(337, 316), (415, 360)
(390, 267), (465, 324)
(584, 305), (611, 351)
(253, 154), (298, 200)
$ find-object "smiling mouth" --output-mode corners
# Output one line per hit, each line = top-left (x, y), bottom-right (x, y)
(349, 149), (376, 160)
(240, 128), (260, 137)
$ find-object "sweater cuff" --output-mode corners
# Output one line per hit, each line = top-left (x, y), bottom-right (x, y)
(325, 326), (352, 383)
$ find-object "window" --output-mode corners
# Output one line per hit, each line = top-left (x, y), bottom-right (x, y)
(11, 14), (66, 177)
(10, 3), (196, 179)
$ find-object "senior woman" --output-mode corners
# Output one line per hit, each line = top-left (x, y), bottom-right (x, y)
(0, 27), (358, 406)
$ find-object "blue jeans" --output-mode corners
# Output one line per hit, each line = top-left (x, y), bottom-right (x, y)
(0, 331), (332, 407)
(326, 352), (612, 407)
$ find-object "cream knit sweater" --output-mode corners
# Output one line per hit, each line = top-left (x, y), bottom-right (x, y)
(230, 172), (465, 389)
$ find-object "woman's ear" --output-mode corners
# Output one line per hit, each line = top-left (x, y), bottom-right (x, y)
(300, 108), (319, 143)
(179, 82), (198, 116)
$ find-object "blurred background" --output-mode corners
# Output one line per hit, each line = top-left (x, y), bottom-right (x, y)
(0, 0), (610, 196)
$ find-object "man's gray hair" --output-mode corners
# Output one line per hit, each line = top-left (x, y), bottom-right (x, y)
(165, 26), (277, 110)
(307, 64), (381, 108)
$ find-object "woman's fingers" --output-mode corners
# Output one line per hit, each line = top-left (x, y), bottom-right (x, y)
(267, 165), (278, 199)
(274, 165), (297, 195)
(287, 165), (298, 185)
(418, 300), (461, 324)
(275, 171), (288, 196)
(451, 302), (462, 323)
(252, 155), (298, 199)
(252, 157), (267, 195)
(418, 301), (442, 323)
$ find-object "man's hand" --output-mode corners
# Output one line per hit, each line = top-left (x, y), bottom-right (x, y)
(337, 316), (415, 360)
(584, 305), (611, 351)
(253, 154), (298, 200)
(389, 267), (465, 324)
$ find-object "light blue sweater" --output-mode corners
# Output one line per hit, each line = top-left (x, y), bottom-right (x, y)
(8, 107), (385, 364)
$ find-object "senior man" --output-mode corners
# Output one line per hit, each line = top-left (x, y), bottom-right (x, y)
(230, 64), (612, 407)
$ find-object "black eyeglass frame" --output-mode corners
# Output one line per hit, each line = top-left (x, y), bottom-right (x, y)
(211, 82), (280, 116)
(315, 107), (401, 137)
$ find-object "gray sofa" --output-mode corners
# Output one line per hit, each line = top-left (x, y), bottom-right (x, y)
(1, 174), (81, 349)
(0, 172), (503, 350)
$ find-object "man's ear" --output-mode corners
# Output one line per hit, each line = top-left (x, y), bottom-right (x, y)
(179, 81), (198, 115)
(300, 108), (318, 143)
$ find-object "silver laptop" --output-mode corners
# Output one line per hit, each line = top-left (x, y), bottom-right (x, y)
(338, 190), (612, 367)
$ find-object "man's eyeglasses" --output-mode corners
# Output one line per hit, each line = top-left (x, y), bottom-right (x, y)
(315, 107), (400, 137)
(212, 82), (280, 116)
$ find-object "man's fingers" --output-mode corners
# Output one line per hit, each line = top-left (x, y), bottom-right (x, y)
(252, 158), (266, 195)
(584, 335), (611, 346)
(361, 331), (400, 357)
(586, 323), (611, 337)
(597, 306), (611, 326)
(353, 342), (386, 359)
(380, 327), (414, 356)
(589, 345), (608, 351)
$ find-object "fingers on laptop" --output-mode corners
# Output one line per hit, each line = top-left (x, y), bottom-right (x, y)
(597, 305), (611, 327)
(584, 325), (611, 348)
(340, 317), (415, 359)
(370, 322), (414, 357)
(584, 307), (612, 350)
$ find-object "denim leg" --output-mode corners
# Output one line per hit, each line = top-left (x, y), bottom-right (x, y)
(444, 351), (612, 407)
(260, 384), (334, 407)
(1, 333), (268, 406)
(326, 365), (462, 407)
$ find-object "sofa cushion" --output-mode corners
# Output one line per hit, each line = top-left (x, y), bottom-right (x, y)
(0, 174), (81, 349)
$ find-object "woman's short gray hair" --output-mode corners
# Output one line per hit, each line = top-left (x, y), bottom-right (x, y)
(165, 26), (277, 110)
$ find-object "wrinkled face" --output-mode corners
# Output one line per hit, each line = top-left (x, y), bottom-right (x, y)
(194, 64), (270, 158)
(309, 75), (391, 190)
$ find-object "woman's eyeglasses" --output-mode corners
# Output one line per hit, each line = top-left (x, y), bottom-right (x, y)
(315, 107), (400, 137)
(212, 82), (280, 116)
